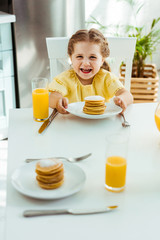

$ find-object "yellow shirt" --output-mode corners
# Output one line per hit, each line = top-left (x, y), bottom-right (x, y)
(48, 68), (124, 103)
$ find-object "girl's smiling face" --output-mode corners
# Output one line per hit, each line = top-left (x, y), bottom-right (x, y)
(70, 41), (104, 85)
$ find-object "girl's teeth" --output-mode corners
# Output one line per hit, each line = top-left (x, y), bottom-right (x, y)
(81, 69), (91, 73)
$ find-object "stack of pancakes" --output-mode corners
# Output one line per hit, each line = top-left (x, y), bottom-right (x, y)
(35, 159), (64, 190)
(83, 96), (106, 115)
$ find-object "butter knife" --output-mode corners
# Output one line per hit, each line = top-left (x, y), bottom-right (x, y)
(38, 109), (58, 134)
(23, 206), (118, 217)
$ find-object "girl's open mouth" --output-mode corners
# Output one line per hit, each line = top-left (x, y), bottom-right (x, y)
(80, 68), (92, 74)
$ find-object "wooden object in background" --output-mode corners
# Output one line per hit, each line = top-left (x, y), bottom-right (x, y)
(120, 64), (159, 103)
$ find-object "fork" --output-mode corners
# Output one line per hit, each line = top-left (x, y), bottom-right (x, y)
(25, 153), (92, 163)
(120, 113), (130, 127)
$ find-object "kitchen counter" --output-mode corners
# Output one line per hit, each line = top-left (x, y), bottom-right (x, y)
(0, 11), (16, 135)
(0, 11), (15, 24)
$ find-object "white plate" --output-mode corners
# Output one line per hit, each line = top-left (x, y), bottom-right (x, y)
(67, 100), (122, 119)
(11, 161), (86, 200)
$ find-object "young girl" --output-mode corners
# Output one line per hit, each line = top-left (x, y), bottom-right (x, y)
(48, 28), (133, 114)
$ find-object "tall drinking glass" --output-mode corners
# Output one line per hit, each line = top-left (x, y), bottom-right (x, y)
(105, 133), (129, 192)
(32, 77), (49, 122)
(155, 102), (160, 132)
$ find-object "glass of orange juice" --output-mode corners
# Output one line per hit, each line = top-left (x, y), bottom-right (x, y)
(32, 77), (49, 122)
(105, 133), (129, 192)
(155, 102), (160, 132)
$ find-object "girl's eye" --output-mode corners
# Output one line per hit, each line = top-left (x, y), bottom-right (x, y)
(90, 56), (97, 59)
(76, 55), (83, 59)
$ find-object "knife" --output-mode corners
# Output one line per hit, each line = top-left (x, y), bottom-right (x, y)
(23, 205), (118, 217)
(38, 109), (58, 134)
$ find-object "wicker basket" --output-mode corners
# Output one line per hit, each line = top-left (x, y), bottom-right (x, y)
(120, 64), (159, 103)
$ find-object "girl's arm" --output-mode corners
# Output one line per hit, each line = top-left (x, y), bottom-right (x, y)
(49, 91), (68, 114)
(114, 88), (133, 112)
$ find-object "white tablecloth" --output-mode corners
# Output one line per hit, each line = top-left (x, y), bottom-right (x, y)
(5, 103), (160, 240)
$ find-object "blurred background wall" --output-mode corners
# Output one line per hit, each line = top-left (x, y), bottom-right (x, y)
(85, 0), (160, 70)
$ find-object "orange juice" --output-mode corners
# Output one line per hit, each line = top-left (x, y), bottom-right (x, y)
(32, 88), (49, 121)
(155, 108), (160, 131)
(105, 156), (127, 192)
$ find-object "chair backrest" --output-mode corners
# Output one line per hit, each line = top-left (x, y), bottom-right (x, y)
(46, 36), (136, 91)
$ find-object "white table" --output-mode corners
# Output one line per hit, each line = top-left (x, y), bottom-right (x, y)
(5, 103), (160, 240)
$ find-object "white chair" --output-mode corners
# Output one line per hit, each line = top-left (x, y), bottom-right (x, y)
(46, 36), (136, 91)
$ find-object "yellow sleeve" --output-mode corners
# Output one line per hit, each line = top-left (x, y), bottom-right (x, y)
(48, 77), (68, 96)
(105, 72), (124, 98)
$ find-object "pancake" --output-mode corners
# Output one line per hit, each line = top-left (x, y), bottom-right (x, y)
(37, 178), (64, 190)
(83, 96), (106, 115)
(35, 159), (64, 190)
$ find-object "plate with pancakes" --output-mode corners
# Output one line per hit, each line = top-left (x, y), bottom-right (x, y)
(67, 96), (122, 119)
(11, 159), (86, 200)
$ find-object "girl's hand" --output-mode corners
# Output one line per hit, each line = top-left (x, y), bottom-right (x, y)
(114, 88), (133, 112)
(56, 97), (69, 114)
(114, 96), (127, 113)
(49, 92), (69, 114)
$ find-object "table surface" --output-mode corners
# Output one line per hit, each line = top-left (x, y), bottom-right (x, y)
(5, 103), (160, 240)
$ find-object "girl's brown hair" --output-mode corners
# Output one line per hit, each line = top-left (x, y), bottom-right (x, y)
(68, 28), (111, 71)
